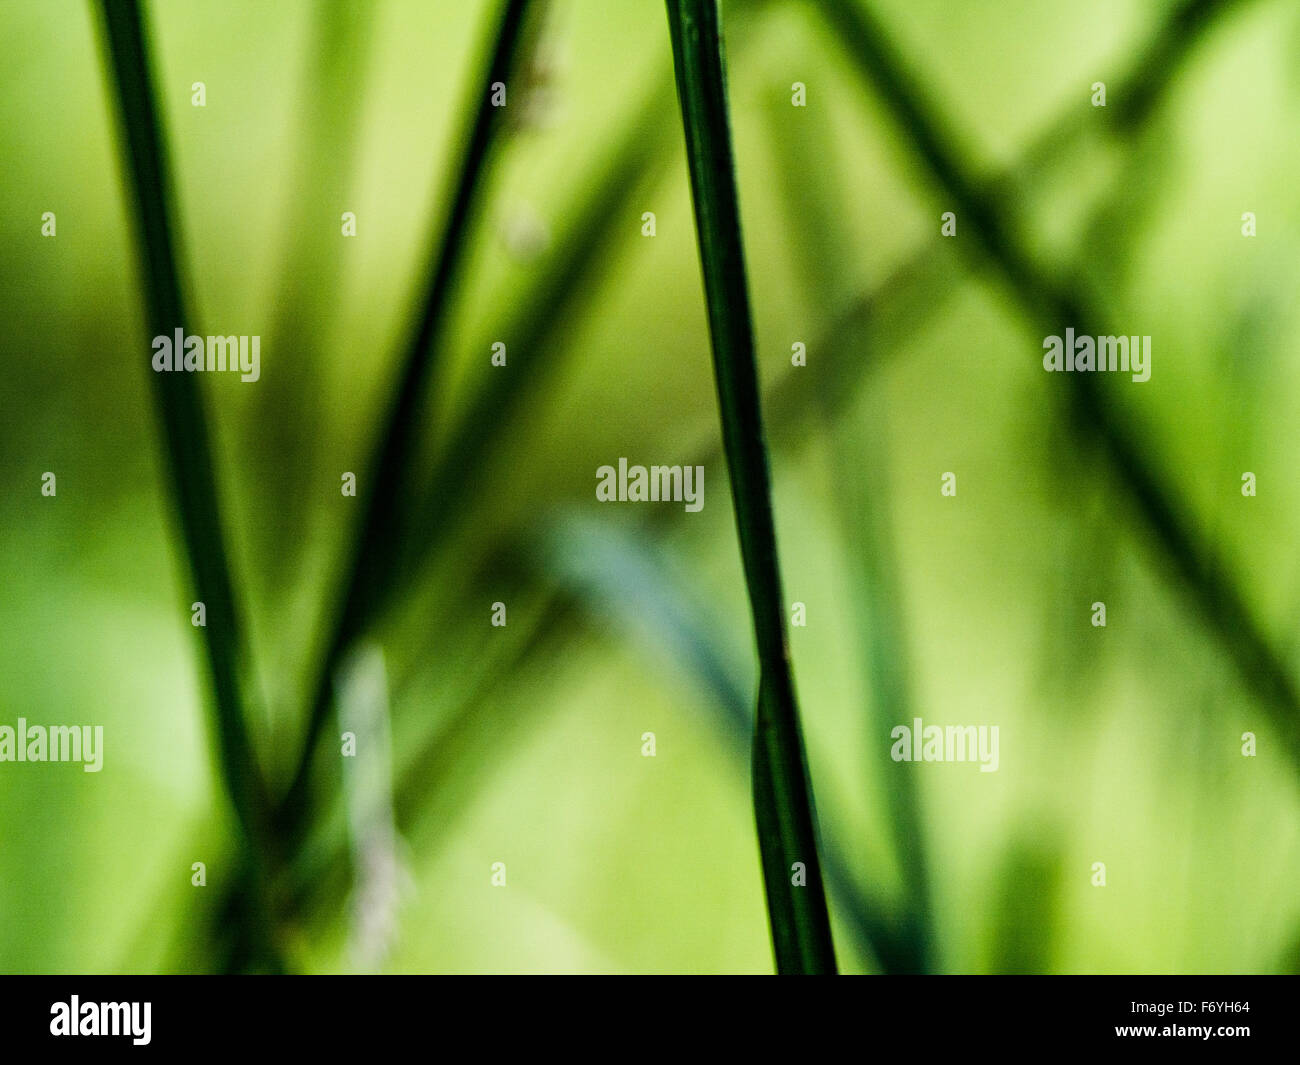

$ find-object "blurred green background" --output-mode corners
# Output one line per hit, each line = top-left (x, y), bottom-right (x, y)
(2, 0), (1299, 973)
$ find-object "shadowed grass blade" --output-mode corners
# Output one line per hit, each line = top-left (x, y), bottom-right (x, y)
(210, 49), (679, 958)
(279, 0), (535, 839)
(539, 515), (920, 971)
(411, 79), (674, 551)
(96, 0), (280, 969)
(258, 2), (377, 609)
(762, 83), (935, 973)
(664, 0), (836, 974)
(817, 0), (1300, 781)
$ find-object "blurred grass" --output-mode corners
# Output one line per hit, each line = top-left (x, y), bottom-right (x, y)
(279, 0), (536, 846)
(2, 0), (1299, 974)
(255, 0), (376, 633)
(817, 0), (1300, 782)
(95, 0), (281, 970)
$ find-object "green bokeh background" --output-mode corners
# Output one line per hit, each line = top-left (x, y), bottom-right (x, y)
(2, 0), (1299, 973)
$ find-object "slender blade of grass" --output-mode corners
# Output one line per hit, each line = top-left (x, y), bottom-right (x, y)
(258, 1), (377, 613)
(817, 0), (1300, 779)
(756, 0), (1255, 457)
(538, 515), (919, 972)
(282, 515), (911, 970)
(664, 0), (836, 974)
(95, 0), (280, 969)
(217, 46), (677, 953)
(335, 642), (402, 971)
(279, 0), (535, 839)
(983, 0), (1254, 201)
(283, 7), (760, 842)
(761, 83), (935, 973)
(412, 80), (674, 550)
(395, 19), (762, 611)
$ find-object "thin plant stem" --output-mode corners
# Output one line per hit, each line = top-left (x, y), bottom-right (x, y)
(278, 0), (534, 841)
(817, 0), (1300, 777)
(95, 0), (281, 970)
(664, 0), (836, 974)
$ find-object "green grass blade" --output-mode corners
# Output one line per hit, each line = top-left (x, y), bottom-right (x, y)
(1110, 0), (1250, 130)
(257, 2), (377, 607)
(817, 0), (1300, 780)
(395, 18), (761, 604)
(539, 515), (920, 972)
(279, 0), (534, 838)
(664, 0), (836, 974)
(983, 0), (1254, 202)
(411, 80), (673, 550)
(216, 61), (677, 947)
(761, 84), (935, 972)
(95, 0), (280, 969)
(751, 0), (1253, 452)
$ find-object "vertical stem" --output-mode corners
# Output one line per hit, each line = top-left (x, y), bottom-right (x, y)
(664, 0), (836, 973)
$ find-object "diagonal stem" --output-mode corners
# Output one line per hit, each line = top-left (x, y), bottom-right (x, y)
(278, 0), (535, 842)
(817, 0), (1300, 773)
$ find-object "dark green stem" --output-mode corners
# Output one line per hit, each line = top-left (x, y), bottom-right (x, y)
(818, 0), (1300, 772)
(665, 0), (836, 974)
(95, 0), (281, 969)
(278, 0), (534, 842)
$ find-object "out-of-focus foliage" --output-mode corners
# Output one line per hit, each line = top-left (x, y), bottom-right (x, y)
(1, 0), (1298, 973)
